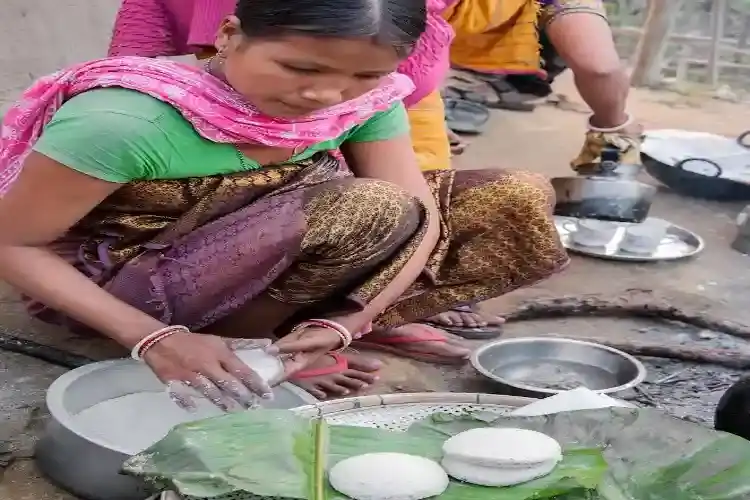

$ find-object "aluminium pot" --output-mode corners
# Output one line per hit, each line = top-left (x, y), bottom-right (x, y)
(553, 146), (656, 223)
(36, 359), (318, 500)
(552, 174), (657, 223)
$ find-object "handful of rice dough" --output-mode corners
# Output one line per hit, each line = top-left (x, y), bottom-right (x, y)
(441, 428), (563, 487)
(328, 452), (449, 500)
(235, 348), (284, 383)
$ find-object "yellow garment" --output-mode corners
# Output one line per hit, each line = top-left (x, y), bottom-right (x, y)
(407, 91), (452, 171)
(445, 0), (541, 74)
(571, 131), (642, 175)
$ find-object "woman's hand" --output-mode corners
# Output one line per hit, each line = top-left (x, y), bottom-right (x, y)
(143, 332), (276, 412)
(589, 117), (643, 141)
(570, 118), (644, 175)
(274, 326), (346, 377)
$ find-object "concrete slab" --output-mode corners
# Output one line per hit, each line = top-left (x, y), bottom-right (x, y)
(0, 460), (77, 500)
(1, 351), (70, 500)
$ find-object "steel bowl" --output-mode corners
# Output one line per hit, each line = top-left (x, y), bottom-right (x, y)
(471, 337), (647, 399)
(36, 359), (318, 500)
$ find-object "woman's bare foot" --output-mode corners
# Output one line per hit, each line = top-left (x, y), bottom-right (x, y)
(356, 323), (470, 364)
(427, 305), (505, 329)
(447, 128), (467, 156)
(291, 353), (382, 400)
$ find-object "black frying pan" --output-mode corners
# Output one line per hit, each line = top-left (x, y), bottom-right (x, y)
(738, 130), (750, 149)
(642, 153), (750, 201)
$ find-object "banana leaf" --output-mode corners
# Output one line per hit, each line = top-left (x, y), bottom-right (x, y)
(122, 409), (606, 500)
(408, 407), (750, 500)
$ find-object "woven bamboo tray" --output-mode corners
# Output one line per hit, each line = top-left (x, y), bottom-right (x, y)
(161, 392), (535, 500)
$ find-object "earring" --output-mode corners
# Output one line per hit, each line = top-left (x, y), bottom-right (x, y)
(205, 50), (226, 74)
(216, 49), (227, 65)
(206, 50), (230, 84)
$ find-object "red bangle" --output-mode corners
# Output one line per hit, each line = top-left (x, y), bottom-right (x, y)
(291, 319), (352, 352)
(130, 325), (190, 361)
(306, 319), (352, 352)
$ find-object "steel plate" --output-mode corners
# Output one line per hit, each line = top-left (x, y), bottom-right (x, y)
(555, 216), (704, 262)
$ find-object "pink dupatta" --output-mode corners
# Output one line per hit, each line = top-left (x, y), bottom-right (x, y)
(107, 0), (455, 109)
(0, 56), (414, 197)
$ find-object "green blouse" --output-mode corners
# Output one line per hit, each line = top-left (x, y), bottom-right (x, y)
(33, 88), (410, 183)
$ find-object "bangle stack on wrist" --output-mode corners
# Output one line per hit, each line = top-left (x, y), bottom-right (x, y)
(588, 113), (633, 133)
(130, 325), (190, 361)
(290, 319), (352, 352)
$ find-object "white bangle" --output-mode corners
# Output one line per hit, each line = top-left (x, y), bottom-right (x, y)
(291, 319), (352, 352)
(588, 113), (633, 133)
(130, 325), (190, 361)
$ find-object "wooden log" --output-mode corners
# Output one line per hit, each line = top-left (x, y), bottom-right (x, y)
(631, 0), (686, 86)
(739, 14), (750, 54)
(674, 59), (750, 70)
(0, 330), (94, 369)
(504, 295), (750, 339)
(707, 0), (728, 85)
(612, 26), (738, 46)
(503, 294), (750, 369)
(733, 14), (750, 62)
(543, 334), (750, 369)
(675, 44), (691, 84)
(720, 46), (750, 58)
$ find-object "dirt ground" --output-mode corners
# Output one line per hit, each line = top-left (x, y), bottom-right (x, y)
(2, 72), (750, 499)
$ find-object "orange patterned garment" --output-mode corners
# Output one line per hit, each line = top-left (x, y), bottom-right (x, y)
(446, 0), (607, 75)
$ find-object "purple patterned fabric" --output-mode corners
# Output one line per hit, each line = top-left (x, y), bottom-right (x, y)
(103, 190), (307, 330)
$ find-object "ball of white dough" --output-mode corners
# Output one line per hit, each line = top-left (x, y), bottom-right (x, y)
(234, 348), (283, 383)
(328, 452), (449, 500)
(442, 428), (562, 467)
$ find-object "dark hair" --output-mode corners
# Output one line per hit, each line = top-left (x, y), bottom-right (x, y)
(235, 0), (426, 55)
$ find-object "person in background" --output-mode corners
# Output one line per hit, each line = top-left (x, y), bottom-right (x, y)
(444, 0), (642, 172)
(0, 0), (568, 404)
(108, 0), (507, 342)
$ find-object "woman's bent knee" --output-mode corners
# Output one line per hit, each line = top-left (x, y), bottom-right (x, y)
(303, 178), (422, 259)
(453, 170), (555, 216)
(268, 178), (425, 305)
(502, 171), (556, 212)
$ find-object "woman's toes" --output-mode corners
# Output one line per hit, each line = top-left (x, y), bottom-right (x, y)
(428, 311), (463, 326)
(458, 311), (483, 328)
(297, 383), (328, 400)
(346, 354), (383, 373)
(334, 372), (372, 390)
(317, 379), (352, 396)
(291, 353), (382, 399)
(341, 369), (378, 385)
(426, 309), (507, 329)
(486, 314), (505, 326)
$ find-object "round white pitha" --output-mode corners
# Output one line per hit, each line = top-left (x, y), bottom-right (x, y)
(441, 456), (559, 487)
(442, 428), (562, 466)
(441, 428), (562, 487)
(328, 452), (449, 500)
